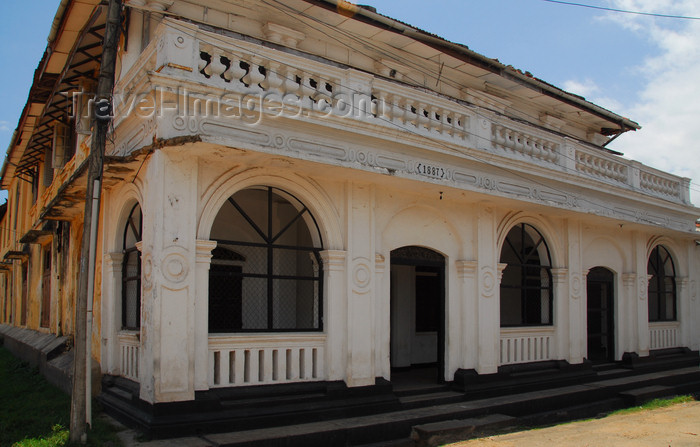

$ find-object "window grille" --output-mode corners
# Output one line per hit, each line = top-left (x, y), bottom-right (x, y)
(647, 245), (676, 322)
(209, 187), (323, 332)
(500, 223), (553, 327)
(122, 203), (142, 330)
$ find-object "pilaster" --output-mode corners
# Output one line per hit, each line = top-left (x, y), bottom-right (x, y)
(139, 150), (199, 403)
(678, 277), (690, 347)
(374, 253), (390, 380)
(320, 249), (347, 381)
(476, 205), (498, 374)
(551, 268), (569, 362)
(345, 182), (376, 386)
(194, 239), (216, 391)
(102, 252), (124, 375)
(456, 260), (478, 370)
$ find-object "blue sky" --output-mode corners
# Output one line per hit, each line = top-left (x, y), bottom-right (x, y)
(1, 0), (699, 203)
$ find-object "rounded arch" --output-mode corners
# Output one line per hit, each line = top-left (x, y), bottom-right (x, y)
(647, 242), (678, 322)
(497, 212), (562, 268)
(198, 169), (342, 250)
(380, 204), (461, 258)
(109, 183), (144, 252)
(647, 236), (684, 276)
(499, 221), (554, 327)
(583, 235), (627, 274)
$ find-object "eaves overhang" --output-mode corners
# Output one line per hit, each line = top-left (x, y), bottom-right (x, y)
(0, 0), (102, 190)
(304, 0), (640, 137)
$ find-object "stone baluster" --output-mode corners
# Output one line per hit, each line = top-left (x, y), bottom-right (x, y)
(282, 67), (300, 96)
(208, 50), (226, 80)
(260, 62), (284, 92)
(391, 94), (405, 125)
(222, 54), (246, 83)
(242, 57), (265, 90)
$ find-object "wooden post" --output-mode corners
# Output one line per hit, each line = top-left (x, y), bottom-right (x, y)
(70, 0), (123, 442)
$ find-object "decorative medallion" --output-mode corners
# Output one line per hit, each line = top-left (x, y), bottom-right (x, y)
(351, 257), (372, 294)
(162, 252), (189, 284)
(571, 273), (582, 299)
(639, 277), (648, 300)
(481, 266), (496, 298)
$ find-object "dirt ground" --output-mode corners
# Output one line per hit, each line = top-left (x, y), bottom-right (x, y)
(448, 400), (700, 447)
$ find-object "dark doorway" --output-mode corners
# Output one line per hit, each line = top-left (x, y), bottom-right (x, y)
(41, 247), (51, 328)
(587, 267), (615, 363)
(390, 246), (445, 385)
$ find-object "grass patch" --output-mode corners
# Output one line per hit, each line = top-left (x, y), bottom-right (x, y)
(608, 395), (695, 416)
(0, 347), (123, 447)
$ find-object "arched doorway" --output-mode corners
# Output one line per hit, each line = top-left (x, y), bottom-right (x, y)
(390, 246), (445, 385)
(586, 267), (615, 363)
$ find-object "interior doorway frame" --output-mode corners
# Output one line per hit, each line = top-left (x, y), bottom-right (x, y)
(389, 246), (446, 383)
(586, 267), (616, 363)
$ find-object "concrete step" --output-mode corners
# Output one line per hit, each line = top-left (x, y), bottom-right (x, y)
(398, 391), (465, 409)
(411, 414), (516, 447)
(619, 385), (675, 405)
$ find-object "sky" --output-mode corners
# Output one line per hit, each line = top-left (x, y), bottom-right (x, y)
(0, 0), (699, 204)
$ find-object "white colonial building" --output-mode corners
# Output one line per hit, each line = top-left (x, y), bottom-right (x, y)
(1, 0), (698, 435)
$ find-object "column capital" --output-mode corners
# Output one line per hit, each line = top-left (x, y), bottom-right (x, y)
(195, 239), (217, 264)
(456, 260), (477, 279)
(320, 249), (347, 271)
(105, 252), (124, 273)
(551, 267), (569, 283)
(497, 262), (508, 282)
(375, 253), (386, 274)
(622, 272), (637, 286)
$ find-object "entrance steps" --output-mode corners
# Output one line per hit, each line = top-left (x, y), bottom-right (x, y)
(101, 354), (700, 446)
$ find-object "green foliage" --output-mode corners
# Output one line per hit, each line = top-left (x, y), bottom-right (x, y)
(0, 347), (123, 447)
(609, 395), (695, 416)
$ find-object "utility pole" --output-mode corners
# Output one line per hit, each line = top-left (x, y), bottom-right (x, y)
(70, 0), (123, 442)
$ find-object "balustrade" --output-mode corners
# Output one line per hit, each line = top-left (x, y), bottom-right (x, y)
(649, 323), (680, 350)
(208, 335), (325, 388)
(118, 332), (140, 382)
(135, 24), (692, 207)
(500, 330), (553, 365)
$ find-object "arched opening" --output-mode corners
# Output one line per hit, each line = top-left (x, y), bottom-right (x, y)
(586, 267), (615, 363)
(122, 203), (142, 330)
(208, 186), (323, 332)
(499, 223), (553, 327)
(390, 246), (445, 386)
(648, 245), (677, 322)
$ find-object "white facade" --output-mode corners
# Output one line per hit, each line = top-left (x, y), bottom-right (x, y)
(1, 0), (696, 409)
(91, 4), (700, 405)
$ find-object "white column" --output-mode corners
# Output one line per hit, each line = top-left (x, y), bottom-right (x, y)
(374, 253), (390, 380)
(320, 249), (347, 381)
(633, 232), (650, 357)
(476, 205), (499, 374)
(102, 252), (124, 375)
(457, 260), (478, 370)
(566, 220), (585, 364)
(345, 182), (376, 387)
(194, 240), (216, 391)
(621, 273), (637, 356)
(139, 150), (199, 403)
(551, 268), (569, 362)
(678, 277), (690, 348)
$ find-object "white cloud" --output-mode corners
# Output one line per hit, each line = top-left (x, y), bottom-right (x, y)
(606, 1), (700, 205)
(562, 79), (600, 98)
(0, 120), (10, 132)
